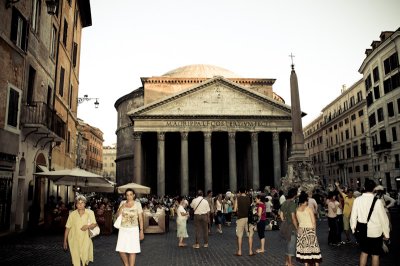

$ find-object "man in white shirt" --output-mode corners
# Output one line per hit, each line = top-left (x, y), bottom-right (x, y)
(190, 190), (210, 249)
(350, 180), (390, 266)
(279, 190), (286, 206)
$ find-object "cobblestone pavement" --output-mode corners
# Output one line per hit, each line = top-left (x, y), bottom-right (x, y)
(0, 210), (398, 266)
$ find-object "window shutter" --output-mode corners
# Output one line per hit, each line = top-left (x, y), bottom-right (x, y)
(7, 88), (19, 127)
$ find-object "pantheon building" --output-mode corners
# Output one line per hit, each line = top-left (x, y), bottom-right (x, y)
(115, 65), (295, 196)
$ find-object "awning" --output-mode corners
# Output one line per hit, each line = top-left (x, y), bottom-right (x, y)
(37, 165), (49, 173)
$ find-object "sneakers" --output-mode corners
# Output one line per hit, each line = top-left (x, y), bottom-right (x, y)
(192, 244), (200, 249)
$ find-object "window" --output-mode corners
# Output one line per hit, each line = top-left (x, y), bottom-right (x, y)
(348, 167), (353, 174)
(62, 19), (68, 46)
(396, 154), (400, 168)
(363, 164), (369, 172)
(358, 110), (364, 117)
(27, 66), (36, 104)
(373, 67), (380, 82)
(68, 85), (73, 108)
(384, 72), (400, 94)
(392, 127), (398, 142)
(66, 131), (71, 153)
(369, 113), (376, 127)
(357, 91), (363, 102)
(388, 102), (394, 117)
(366, 92), (373, 107)
(59, 67), (65, 96)
(345, 118), (349, 124)
(353, 145), (359, 157)
(365, 74), (372, 90)
(345, 129), (349, 140)
(398, 98), (400, 114)
(377, 108), (384, 122)
(353, 126), (357, 136)
(361, 142), (367, 155)
(6, 85), (21, 130)
(72, 42), (78, 67)
(50, 25), (57, 59)
(10, 7), (28, 51)
(383, 52), (399, 75)
(361, 122), (364, 134)
(380, 130), (387, 144)
(373, 86), (380, 100)
(351, 114), (356, 120)
(355, 166), (360, 172)
(31, 0), (41, 33)
(350, 96), (355, 107)
(346, 147), (351, 158)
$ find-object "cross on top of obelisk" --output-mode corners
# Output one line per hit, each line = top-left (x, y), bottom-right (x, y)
(289, 53), (295, 70)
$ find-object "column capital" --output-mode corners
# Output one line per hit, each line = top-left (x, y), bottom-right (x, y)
(203, 132), (212, 139)
(228, 132), (236, 139)
(133, 132), (142, 140)
(273, 132), (280, 141)
(181, 131), (188, 140)
(158, 132), (165, 141)
(251, 132), (258, 142)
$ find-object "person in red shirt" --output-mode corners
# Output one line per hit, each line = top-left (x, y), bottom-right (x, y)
(255, 195), (267, 253)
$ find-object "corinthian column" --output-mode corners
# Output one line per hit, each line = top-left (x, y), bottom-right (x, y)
(272, 132), (282, 188)
(133, 132), (142, 185)
(157, 132), (165, 196)
(228, 132), (237, 192)
(251, 132), (259, 190)
(204, 132), (212, 192)
(180, 132), (189, 196)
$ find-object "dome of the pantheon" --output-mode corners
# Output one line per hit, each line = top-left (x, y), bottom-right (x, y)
(162, 64), (239, 78)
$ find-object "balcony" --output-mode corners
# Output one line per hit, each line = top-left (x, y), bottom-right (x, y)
(20, 102), (66, 145)
(373, 142), (392, 153)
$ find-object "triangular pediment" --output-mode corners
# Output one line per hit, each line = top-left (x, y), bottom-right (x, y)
(128, 77), (292, 118)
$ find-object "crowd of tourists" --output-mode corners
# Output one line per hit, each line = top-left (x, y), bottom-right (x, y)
(58, 180), (396, 266)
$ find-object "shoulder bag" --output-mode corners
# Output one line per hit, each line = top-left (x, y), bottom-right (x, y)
(355, 196), (378, 242)
(88, 218), (100, 238)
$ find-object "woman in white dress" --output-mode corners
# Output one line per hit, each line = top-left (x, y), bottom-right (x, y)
(115, 189), (144, 266)
(176, 196), (189, 247)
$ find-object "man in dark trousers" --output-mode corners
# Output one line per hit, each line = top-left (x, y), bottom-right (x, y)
(233, 187), (255, 256)
(190, 190), (211, 249)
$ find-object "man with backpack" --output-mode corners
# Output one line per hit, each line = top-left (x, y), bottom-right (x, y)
(233, 187), (255, 256)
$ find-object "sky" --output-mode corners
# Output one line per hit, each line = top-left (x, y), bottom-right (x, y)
(77, 0), (400, 146)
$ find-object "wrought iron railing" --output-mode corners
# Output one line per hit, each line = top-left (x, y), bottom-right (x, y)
(21, 101), (66, 140)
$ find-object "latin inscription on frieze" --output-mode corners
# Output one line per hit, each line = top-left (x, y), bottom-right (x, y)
(165, 120), (271, 129)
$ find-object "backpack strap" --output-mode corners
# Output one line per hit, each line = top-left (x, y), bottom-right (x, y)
(367, 197), (378, 222)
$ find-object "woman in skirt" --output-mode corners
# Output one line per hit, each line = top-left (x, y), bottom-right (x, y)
(296, 192), (322, 266)
(115, 189), (144, 266)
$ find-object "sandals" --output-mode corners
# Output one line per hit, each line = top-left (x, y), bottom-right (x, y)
(256, 249), (265, 253)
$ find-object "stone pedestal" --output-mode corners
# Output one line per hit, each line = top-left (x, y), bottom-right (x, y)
(281, 157), (320, 193)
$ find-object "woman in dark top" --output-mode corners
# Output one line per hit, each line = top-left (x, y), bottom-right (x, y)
(255, 195), (266, 253)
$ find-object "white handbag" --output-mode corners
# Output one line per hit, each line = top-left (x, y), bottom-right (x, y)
(88, 219), (100, 238)
(113, 215), (122, 229)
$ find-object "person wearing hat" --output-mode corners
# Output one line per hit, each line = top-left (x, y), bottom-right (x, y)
(374, 185), (395, 230)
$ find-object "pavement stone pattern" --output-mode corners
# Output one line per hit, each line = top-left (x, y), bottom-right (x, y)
(0, 211), (398, 266)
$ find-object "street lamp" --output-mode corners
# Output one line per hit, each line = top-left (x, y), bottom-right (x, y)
(45, 0), (58, 15)
(78, 95), (100, 108)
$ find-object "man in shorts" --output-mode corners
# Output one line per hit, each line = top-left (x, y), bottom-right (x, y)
(233, 187), (255, 256)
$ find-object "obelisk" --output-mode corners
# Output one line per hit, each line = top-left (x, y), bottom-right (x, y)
(281, 54), (319, 192)
(288, 54), (306, 160)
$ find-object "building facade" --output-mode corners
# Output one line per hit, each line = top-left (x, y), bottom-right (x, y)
(77, 121), (103, 175)
(359, 29), (400, 191)
(303, 115), (325, 182)
(116, 64), (293, 196)
(0, 0), (91, 233)
(102, 144), (116, 183)
(304, 80), (372, 189)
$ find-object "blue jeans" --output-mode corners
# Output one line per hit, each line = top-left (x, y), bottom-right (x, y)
(286, 231), (296, 256)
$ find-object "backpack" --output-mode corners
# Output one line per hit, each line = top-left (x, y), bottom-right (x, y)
(248, 203), (259, 225)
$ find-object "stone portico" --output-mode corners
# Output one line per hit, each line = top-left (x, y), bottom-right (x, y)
(115, 65), (294, 195)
